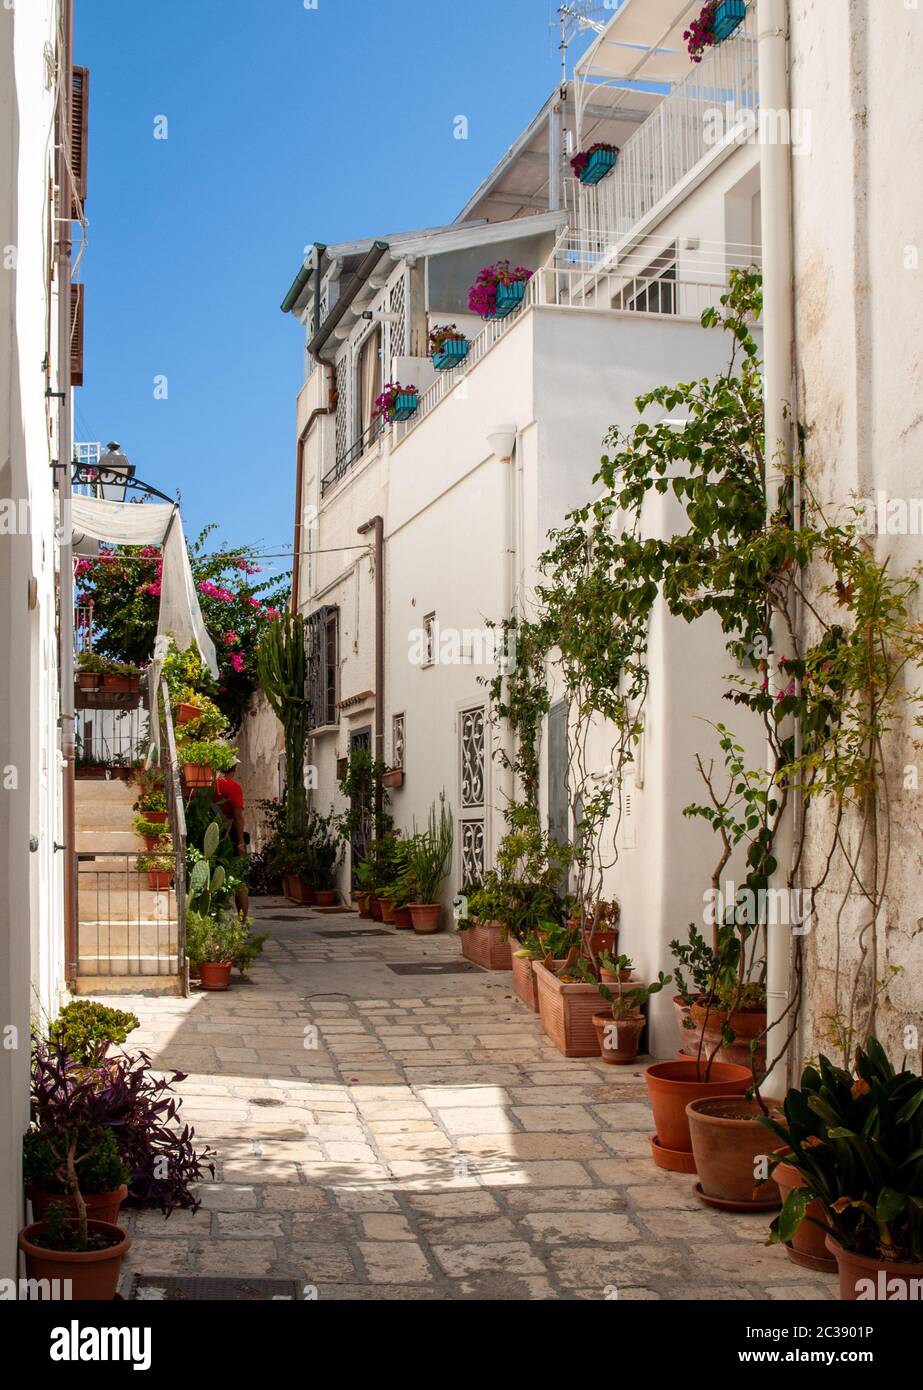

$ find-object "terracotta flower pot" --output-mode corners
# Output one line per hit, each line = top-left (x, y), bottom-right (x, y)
(176, 702), (203, 725)
(145, 810), (168, 825)
(143, 835), (161, 851)
(686, 1096), (782, 1209)
(77, 672), (100, 690)
(282, 874), (298, 901)
(378, 898), (396, 922)
(690, 1001), (767, 1077)
(644, 1058), (751, 1158)
(409, 903), (441, 934)
(369, 895), (383, 921)
(391, 905), (414, 929)
(593, 1011), (645, 1064)
(181, 763), (213, 790)
(199, 961), (232, 991)
(460, 920), (513, 971)
(298, 879), (318, 904)
(511, 949), (540, 1011)
(76, 767), (107, 779)
(18, 1219), (131, 1301)
(28, 1184), (128, 1227)
(773, 1149), (836, 1270)
(825, 1235), (923, 1301)
(534, 962), (605, 1057)
(381, 768), (404, 789)
(146, 869), (174, 891)
(315, 889), (337, 907)
(356, 892), (372, 918)
(101, 673), (140, 694)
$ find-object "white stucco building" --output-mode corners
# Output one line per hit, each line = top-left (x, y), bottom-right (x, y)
(281, 1), (764, 1055)
(0, 0), (78, 1276)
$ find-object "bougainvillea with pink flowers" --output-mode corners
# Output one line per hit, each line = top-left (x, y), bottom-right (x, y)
(569, 142), (619, 179)
(684, 2), (719, 62)
(73, 525), (288, 729)
(371, 382), (418, 424)
(467, 261), (533, 318)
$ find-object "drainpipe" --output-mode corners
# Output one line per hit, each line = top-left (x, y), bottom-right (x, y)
(58, 0), (77, 988)
(487, 426), (519, 825)
(357, 516), (384, 831)
(757, 0), (796, 1081)
(291, 362), (336, 611)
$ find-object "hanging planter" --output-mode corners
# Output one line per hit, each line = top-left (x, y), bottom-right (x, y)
(429, 324), (470, 371)
(381, 767), (404, 789)
(571, 142), (619, 186)
(468, 260), (533, 321)
(372, 382), (418, 424)
(684, 1), (746, 62)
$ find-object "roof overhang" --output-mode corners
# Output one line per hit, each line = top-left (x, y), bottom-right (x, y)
(575, 0), (705, 86)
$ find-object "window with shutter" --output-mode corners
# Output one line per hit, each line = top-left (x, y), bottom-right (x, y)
(305, 605), (339, 730)
(70, 282), (84, 387)
(70, 66), (89, 219)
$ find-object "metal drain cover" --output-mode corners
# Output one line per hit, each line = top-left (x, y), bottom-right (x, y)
(316, 929), (391, 938)
(388, 961), (479, 975)
(251, 1097), (284, 1107)
(130, 1275), (304, 1300)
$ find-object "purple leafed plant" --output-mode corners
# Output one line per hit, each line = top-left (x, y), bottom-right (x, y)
(29, 1039), (215, 1224)
(684, 1), (719, 62)
(467, 260), (534, 318)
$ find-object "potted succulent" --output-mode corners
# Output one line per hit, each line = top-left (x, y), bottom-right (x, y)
(372, 381), (418, 424)
(47, 999), (140, 1066)
(429, 323), (470, 370)
(684, 1), (746, 63)
(408, 799), (453, 933)
(760, 1041), (923, 1299)
(570, 142), (620, 185)
(592, 964), (670, 1065)
(136, 848), (174, 891)
(468, 260), (533, 320)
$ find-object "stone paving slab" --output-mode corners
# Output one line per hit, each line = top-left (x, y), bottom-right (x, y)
(88, 898), (837, 1302)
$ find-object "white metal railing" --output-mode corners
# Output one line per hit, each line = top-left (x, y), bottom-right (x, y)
(576, 9), (759, 255)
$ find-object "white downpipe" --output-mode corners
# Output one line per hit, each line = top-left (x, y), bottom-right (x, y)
(488, 426), (519, 838)
(758, 0), (797, 1079)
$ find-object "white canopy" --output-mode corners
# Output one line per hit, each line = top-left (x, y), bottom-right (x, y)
(69, 495), (218, 677)
(575, 0), (705, 86)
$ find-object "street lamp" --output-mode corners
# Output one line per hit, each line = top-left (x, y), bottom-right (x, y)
(97, 441), (136, 502)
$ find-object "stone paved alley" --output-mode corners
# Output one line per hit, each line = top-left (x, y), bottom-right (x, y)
(105, 899), (838, 1301)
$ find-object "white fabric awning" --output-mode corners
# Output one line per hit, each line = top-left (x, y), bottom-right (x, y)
(68, 495), (218, 677)
(575, 0), (704, 86)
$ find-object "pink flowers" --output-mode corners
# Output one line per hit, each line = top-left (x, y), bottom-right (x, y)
(264, 606), (281, 622)
(146, 583), (162, 598)
(570, 142), (619, 179)
(468, 260), (533, 318)
(235, 558), (261, 575)
(198, 580), (234, 603)
(245, 596), (261, 609)
(372, 382), (418, 425)
(74, 558), (92, 576)
(684, 2), (718, 62)
(230, 653), (245, 674)
(224, 630), (240, 646)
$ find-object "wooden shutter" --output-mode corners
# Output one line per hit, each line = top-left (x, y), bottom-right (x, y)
(70, 283), (84, 387)
(70, 66), (89, 218)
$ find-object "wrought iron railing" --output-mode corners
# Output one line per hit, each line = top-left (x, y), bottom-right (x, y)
(321, 417), (384, 497)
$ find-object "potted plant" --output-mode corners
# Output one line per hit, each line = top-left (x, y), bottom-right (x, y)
(47, 1000), (140, 1066)
(24, 1126), (130, 1228)
(671, 921), (767, 1076)
(468, 260), (533, 320)
(457, 876), (514, 970)
(684, 1), (745, 63)
(133, 767), (168, 824)
(311, 811), (344, 906)
(644, 1056), (751, 1172)
(686, 1095), (783, 1211)
(176, 737), (236, 790)
(76, 649), (103, 690)
(136, 849), (174, 891)
(185, 909), (251, 990)
(759, 1040), (923, 1298)
(372, 381), (418, 424)
(592, 965), (670, 1065)
(408, 799), (453, 933)
(570, 142), (619, 185)
(429, 323), (470, 370)
(381, 766), (404, 789)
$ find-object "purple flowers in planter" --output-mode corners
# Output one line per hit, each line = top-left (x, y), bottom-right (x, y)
(570, 142), (620, 181)
(372, 382), (419, 424)
(468, 260), (533, 319)
(684, 1), (719, 62)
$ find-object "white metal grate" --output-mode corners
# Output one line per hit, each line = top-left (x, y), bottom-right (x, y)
(389, 276), (406, 363)
(334, 351), (350, 466)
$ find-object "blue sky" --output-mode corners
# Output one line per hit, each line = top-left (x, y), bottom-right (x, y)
(74, 0), (590, 579)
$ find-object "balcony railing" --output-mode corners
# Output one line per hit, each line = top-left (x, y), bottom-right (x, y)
(576, 9), (759, 256)
(321, 417), (384, 497)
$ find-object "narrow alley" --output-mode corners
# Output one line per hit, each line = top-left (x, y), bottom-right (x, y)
(108, 901), (837, 1302)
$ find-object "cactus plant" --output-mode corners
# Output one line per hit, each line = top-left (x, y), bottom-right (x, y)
(256, 611), (308, 834)
(186, 820), (228, 919)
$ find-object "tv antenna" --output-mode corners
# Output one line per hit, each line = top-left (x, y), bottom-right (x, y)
(555, 2), (611, 89)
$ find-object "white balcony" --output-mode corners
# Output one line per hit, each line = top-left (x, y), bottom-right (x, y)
(574, 2), (759, 255)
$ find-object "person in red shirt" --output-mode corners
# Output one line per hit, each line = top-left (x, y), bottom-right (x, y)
(212, 757), (248, 916)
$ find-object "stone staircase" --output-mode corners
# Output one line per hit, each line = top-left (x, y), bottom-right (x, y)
(75, 778), (183, 995)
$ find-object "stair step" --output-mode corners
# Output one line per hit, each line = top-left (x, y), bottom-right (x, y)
(77, 831), (147, 853)
(74, 973), (184, 997)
